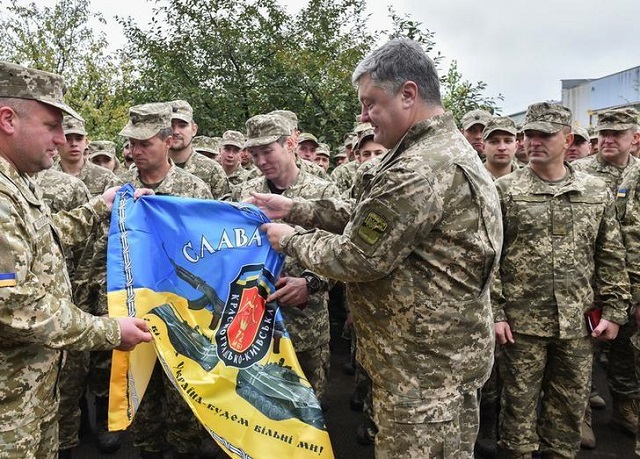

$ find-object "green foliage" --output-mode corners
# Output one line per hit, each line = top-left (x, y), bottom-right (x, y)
(0, 0), (133, 143)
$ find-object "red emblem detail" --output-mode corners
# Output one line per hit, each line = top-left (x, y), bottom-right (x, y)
(228, 286), (265, 353)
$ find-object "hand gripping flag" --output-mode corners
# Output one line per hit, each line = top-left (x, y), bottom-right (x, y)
(107, 185), (333, 458)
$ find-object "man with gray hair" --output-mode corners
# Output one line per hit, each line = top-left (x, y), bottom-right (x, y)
(250, 38), (503, 457)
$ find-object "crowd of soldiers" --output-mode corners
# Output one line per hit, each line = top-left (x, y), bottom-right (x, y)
(2, 37), (640, 459)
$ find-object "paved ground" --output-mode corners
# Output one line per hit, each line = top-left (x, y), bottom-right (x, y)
(75, 323), (634, 458)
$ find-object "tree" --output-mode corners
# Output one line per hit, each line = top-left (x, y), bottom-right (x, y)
(0, 0), (134, 141)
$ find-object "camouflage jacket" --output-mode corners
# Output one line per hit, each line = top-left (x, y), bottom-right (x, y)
(53, 159), (119, 196)
(330, 160), (358, 194)
(233, 168), (340, 352)
(572, 153), (637, 193)
(176, 149), (230, 198)
(616, 162), (640, 307)
(127, 161), (213, 199)
(280, 113), (503, 398)
(0, 157), (121, 431)
(493, 164), (630, 338)
(298, 158), (330, 181)
(226, 164), (250, 187)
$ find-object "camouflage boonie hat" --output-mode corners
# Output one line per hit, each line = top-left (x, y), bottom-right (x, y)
(522, 102), (572, 134)
(62, 115), (88, 136)
(298, 132), (319, 146)
(192, 135), (219, 154)
(87, 140), (116, 159)
(354, 128), (375, 150)
(316, 143), (331, 157)
(0, 61), (83, 121)
(268, 110), (298, 131)
(169, 99), (193, 123)
(244, 114), (291, 149)
(119, 102), (172, 140)
(220, 130), (245, 149)
(483, 116), (517, 140)
(595, 107), (639, 132)
(461, 109), (492, 130)
(572, 127), (590, 142)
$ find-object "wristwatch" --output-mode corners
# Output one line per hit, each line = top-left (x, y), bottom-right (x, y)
(303, 273), (322, 295)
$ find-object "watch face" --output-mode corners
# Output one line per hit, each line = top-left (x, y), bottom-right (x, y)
(305, 275), (320, 292)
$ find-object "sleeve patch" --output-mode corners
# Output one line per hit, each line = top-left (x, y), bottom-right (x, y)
(0, 272), (17, 287)
(357, 211), (389, 246)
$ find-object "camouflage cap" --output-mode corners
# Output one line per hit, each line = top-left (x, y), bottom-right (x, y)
(344, 133), (358, 148)
(0, 61), (83, 121)
(316, 143), (331, 157)
(244, 113), (291, 149)
(87, 140), (116, 159)
(298, 132), (319, 146)
(119, 102), (172, 140)
(354, 122), (372, 135)
(62, 115), (87, 136)
(220, 130), (246, 149)
(522, 102), (572, 134)
(192, 135), (219, 154)
(334, 149), (348, 159)
(169, 99), (194, 123)
(354, 128), (375, 150)
(461, 109), (492, 130)
(482, 116), (517, 140)
(268, 110), (298, 131)
(595, 107), (639, 132)
(572, 126), (590, 142)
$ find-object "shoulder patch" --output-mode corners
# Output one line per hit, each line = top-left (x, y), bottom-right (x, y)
(357, 211), (388, 246)
(617, 188), (628, 198)
(0, 272), (17, 287)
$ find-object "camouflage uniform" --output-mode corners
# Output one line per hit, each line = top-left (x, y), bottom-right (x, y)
(493, 108), (630, 458)
(233, 155), (340, 402)
(279, 112), (503, 457)
(118, 102), (213, 455)
(575, 109), (640, 432)
(33, 170), (96, 451)
(0, 153), (123, 457)
(174, 148), (230, 199)
(330, 160), (358, 194)
(226, 164), (250, 186)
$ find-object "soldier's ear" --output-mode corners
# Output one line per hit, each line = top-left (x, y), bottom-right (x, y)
(400, 81), (418, 107)
(0, 106), (18, 135)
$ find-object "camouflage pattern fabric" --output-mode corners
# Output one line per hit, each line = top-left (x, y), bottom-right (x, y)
(498, 334), (592, 458)
(233, 168), (340, 399)
(0, 156), (122, 456)
(298, 157), (330, 180)
(280, 113), (503, 455)
(572, 153), (637, 194)
(34, 169), (94, 450)
(52, 159), (119, 197)
(330, 160), (358, 194)
(493, 164), (630, 457)
(226, 164), (250, 187)
(127, 162), (212, 454)
(174, 148), (230, 198)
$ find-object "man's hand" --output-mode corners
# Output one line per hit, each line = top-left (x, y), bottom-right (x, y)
(591, 318), (620, 341)
(266, 277), (309, 309)
(247, 192), (293, 220)
(495, 321), (515, 345)
(116, 317), (153, 351)
(102, 187), (155, 211)
(261, 223), (295, 251)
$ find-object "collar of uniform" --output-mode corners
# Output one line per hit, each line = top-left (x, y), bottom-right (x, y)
(132, 158), (176, 194)
(0, 156), (44, 206)
(595, 152), (636, 171)
(523, 162), (586, 195)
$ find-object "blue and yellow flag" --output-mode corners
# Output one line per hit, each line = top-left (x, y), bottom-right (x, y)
(107, 185), (333, 458)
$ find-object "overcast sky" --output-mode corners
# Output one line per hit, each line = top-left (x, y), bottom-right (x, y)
(55, 0), (640, 115)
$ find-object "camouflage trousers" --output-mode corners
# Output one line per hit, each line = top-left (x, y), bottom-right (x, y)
(498, 333), (592, 459)
(296, 344), (331, 402)
(372, 385), (480, 458)
(57, 350), (90, 450)
(131, 362), (204, 454)
(607, 320), (639, 399)
(0, 413), (57, 459)
(632, 332), (640, 457)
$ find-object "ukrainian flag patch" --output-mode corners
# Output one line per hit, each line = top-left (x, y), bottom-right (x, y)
(0, 272), (17, 287)
(617, 188), (628, 198)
